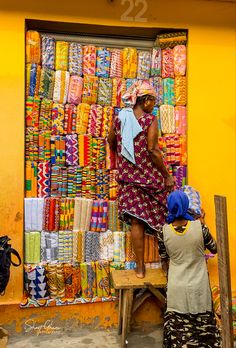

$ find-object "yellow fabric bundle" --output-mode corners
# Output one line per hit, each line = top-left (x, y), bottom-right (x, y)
(175, 76), (187, 106)
(82, 75), (98, 105)
(122, 48), (137, 79)
(26, 31), (41, 64)
(55, 41), (69, 71)
(24, 231), (41, 263)
(25, 161), (37, 197)
(76, 103), (91, 134)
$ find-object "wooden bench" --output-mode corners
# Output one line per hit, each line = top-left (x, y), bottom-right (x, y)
(112, 268), (167, 348)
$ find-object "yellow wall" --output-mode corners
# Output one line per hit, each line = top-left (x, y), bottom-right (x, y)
(0, 0), (235, 326)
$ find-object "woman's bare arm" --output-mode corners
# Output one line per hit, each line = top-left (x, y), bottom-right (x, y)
(108, 125), (117, 152)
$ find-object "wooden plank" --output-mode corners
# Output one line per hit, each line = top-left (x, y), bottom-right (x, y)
(145, 283), (165, 308)
(112, 269), (167, 289)
(214, 195), (234, 348)
(118, 289), (123, 335)
(127, 289), (133, 334)
(132, 291), (152, 313)
(121, 289), (129, 348)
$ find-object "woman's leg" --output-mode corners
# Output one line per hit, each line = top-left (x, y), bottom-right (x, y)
(131, 217), (145, 278)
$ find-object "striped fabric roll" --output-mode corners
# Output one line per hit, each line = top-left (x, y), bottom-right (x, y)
(64, 104), (77, 134)
(39, 67), (55, 99)
(59, 198), (75, 231)
(38, 130), (51, 162)
(26, 63), (41, 97)
(25, 128), (39, 162)
(90, 200), (108, 232)
(25, 96), (40, 128)
(88, 104), (103, 138)
(110, 49), (123, 78)
(43, 197), (60, 232)
(53, 70), (70, 104)
(51, 103), (64, 135)
(50, 165), (67, 197)
(41, 35), (55, 69)
(55, 41), (69, 71)
(65, 134), (78, 166)
(67, 166), (82, 197)
(67, 75), (83, 105)
(58, 230), (73, 263)
(26, 31), (41, 64)
(69, 42), (83, 76)
(37, 162), (51, 198)
(50, 135), (66, 165)
(25, 161), (37, 198)
(39, 99), (53, 130)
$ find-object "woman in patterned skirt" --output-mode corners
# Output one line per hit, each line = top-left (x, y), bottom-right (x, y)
(158, 190), (221, 347)
(108, 81), (174, 278)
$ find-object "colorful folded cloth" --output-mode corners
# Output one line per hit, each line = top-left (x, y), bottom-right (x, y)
(123, 48), (137, 78)
(76, 103), (90, 134)
(64, 104), (77, 134)
(46, 264), (58, 299)
(164, 134), (181, 165)
(24, 231), (41, 263)
(113, 231), (126, 262)
(175, 76), (187, 106)
(24, 264), (49, 300)
(59, 198), (75, 230)
(65, 134), (78, 166)
(109, 261), (125, 296)
(73, 197), (93, 231)
(26, 96), (40, 128)
(112, 78), (126, 108)
(95, 169), (109, 200)
(39, 99), (53, 130)
(152, 107), (162, 137)
(91, 138), (106, 169)
(101, 106), (113, 138)
(25, 161), (37, 198)
(25, 127), (39, 162)
(90, 200), (108, 232)
(43, 197), (60, 232)
(80, 262), (97, 298)
(109, 170), (118, 200)
(58, 230), (73, 263)
(53, 70), (70, 104)
(39, 67), (55, 99)
(124, 262), (136, 270)
(160, 104), (175, 134)
(180, 135), (187, 165)
(50, 135), (66, 165)
(149, 77), (163, 106)
(157, 32), (187, 49)
(55, 41), (69, 71)
(37, 162), (51, 197)
(125, 231), (136, 262)
(96, 47), (111, 78)
(50, 165), (67, 197)
(41, 35), (55, 69)
(162, 48), (174, 78)
(99, 230), (114, 261)
(64, 263), (81, 299)
(137, 51), (151, 80)
(26, 63), (41, 97)
(81, 166), (96, 200)
(108, 200), (122, 232)
(87, 104), (103, 138)
(67, 166), (82, 197)
(26, 31), (41, 64)
(69, 42), (83, 76)
(85, 231), (100, 262)
(82, 75), (98, 105)
(175, 106), (187, 135)
(150, 48), (162, 76)
(106, 142), (117, 170)
(40, 231), (59, 262)
(67, 75), (83, 105)
(78, 134), (92, 166)
(172, 165), (187, 190)
(51, 103), (64, 135)
(173, 45), (187, 76)
(163, 78), (175, 105)
(110, 49), (123, 78)
(97, 78), (112, 106)
(96, 261), (110, 297)
(83, 45), (96, 75)
(38, 130), (51, 162)
(24, 198), (44, 231)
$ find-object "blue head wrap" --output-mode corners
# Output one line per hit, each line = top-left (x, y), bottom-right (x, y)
(167, 190), (195, 224)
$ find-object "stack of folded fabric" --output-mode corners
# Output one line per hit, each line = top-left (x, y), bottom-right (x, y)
(73, 197), (93, 231)
(109, 170), (118, 200)
(164, 134), (180, 165)
(150, 47), (162, 76)
(43, 197), (60, 232)
(160, 105), (175, 134)
(26, 31), (41, 64)
(85, 231), (100, 262)
(25, 128), (39, 162)
(162, 48), (174, 78)
(109, 261), (125, 296)
(112, 78), (125, 108)
(39, 99), (53, 130)
(64, 104), (77, 134)
(110, 49), (123, 78)
(51, 104), (64, 135)
(123, 48), (137, 78)
(76, 103), (90, 134)
(24, 198), (44, 231)
(38, 130), (51, 161)
(24, 265), (49, 300)
(90, 200), (108, 232)
(137, 51), (151, 80)
(67, 76), (83, 105)
(80, 262), (97, 298)
(82, 166), (96, 199)
(40, 231), (58, 262)
(101, 106), (113, 138)
(96, 47), (111, 78)
(83, 45), (96, 75)
(26, 96), (40, 128)
(157, 32), (187, 49)
(37, 162), (51, 197)
(172, 166), (187, 189)
(82, 75), (98, 104)
(41, 35), (55, 70)
(124, 262), (136, 270)
(59, 198), (75, 230)
(175, 76), (187, 106)
(65, 134), (78, 166)
(67, 166), (82, 197)
(144, 234), (159, 263)
(55, 41), (69, 71)
(113, 231), (126, 262)
(99, 230), (114, 261)
(108, 201), (122, 231)
(50, 135), (66, 165)
(125, 231), (136, 262)
(173, 45), (186, 76)
(95, 169), (109, 199)
(182, 185), (201, 216)
(180, 135), (187, 165)
(163, 78), (175, 105)
(47, 263), (65, 299)
(50, 165), (67, 197)
(58, 230), (73, 263)
(24, 231), (41, 263)
(88, 104), (103, 137)
(149, 77), (163, 106)
(175, 106), (187, 135)
(39, 67), (55, 99)
(26, 63), (41, 97)
(69, 42), (83, 76)
(64, 263), (81, 299)
(53, 70), (70, 104)
(25, 161), (37, 197)
(97, 78), (112, 106)
(96, 261), (110, 297)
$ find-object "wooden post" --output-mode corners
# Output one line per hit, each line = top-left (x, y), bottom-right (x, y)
(214, 195), (234, 348)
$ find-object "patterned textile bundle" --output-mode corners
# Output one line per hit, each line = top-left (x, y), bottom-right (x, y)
(80, 262), (97, 298)
(157, 32), (187, 49)
(90, 200), (108, 232)
(173, 45), (187, 76)
(150, 48), (162, 76)
(64, 263), (81, 298)
(182, 185), (201, 215)
(38, 130), (51, 161)
(65, 134), (78, 166)
(160, 105), (175, 134)
(59, 198), (75, 230)
(54, 263), (66, 298)
(96, 261), (110, 297)
(55, 41), (69, 71)
(91, 138), (106, 169)
(43, 197), (60, 232)
(24, 265), (49, 300)
(67, 166), (82, 197)
(26, 31), (41, 64)
(124, 262), (136, 270)
(85, 232), (100, 262)
(125, 78), (137, 91)
(25, 161), (37, 197)
(106, 143), (117, 170)
(26, 96), (40, 128)
(144, 234), (159, 263)
(137, 51), (151, 80)
(175, 106), (187, 135)
(145, 262), (161, 269)
(97, 78), (112, 106)
(58, 230), (73, 263)
(163, 78), (175, 105)
(112, 78), (125, 108)
(175, 76), (187, 106)
(82, 166), (96, 199)
(125, 231), (136, 262)
(51, 103), (64, 135)
(24, 231), (41, 263)
(46, 264), (58, 299)
(109, 170), (118, 200)
(99, 230), (114, 261)
(76, 103), (91, 134)
(41, 35), (55, 69)
(96, 47), (111, 78)
(69, 42), (83, 76)
(82, 75), (98, 105)
(95, 169), (109, 199)
(180, 135), (187, 165)
(78, 134), (92, 167)
(161, 48), (174, 79)
(39, 99), (53, 130)
(109, 261), (125, 296)
(67, 76), (83, 105)
(149, 77), (163, 106)
(72, 230), (85, 263)
(39, 67), (55, 99)
(24, 198), (44, 231)
(88, 104), (103, 137)
(172, 165), (187, 189)
(26, 64), (41, 97)
(152, 107), (162, 137)
(25, 128), (39, 162)
(64, 104), (77, 134)
(110, 49), (123, 78)
(113, 231), (126, 262)
(40, 231), (58, 262)
(53, 70), (70, 104)
(83, 45), (97, 75)
(108, 200), (122, 231)
(50, 135), (66, 165)
(158, 136), (167, 163)
(122, 48), (137, 78)
(50, 165), (67, 197)
(37, 162), (51, 197)
(73, 197), (93, 231)
(101, 106), (113, 138)
(164, 134), (181, 165)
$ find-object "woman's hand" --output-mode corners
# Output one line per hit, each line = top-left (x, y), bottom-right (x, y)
(164, 175), (175, 192)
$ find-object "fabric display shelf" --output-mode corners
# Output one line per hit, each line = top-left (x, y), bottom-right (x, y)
(24, 30), (188, 307)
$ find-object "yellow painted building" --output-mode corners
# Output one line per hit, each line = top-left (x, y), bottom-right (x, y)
(0, 0), (235, 332)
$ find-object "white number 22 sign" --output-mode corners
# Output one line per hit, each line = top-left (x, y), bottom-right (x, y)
(120, 0), (148, 22)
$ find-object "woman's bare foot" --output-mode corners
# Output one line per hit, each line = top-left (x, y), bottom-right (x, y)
(135, 262), (145, 278)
